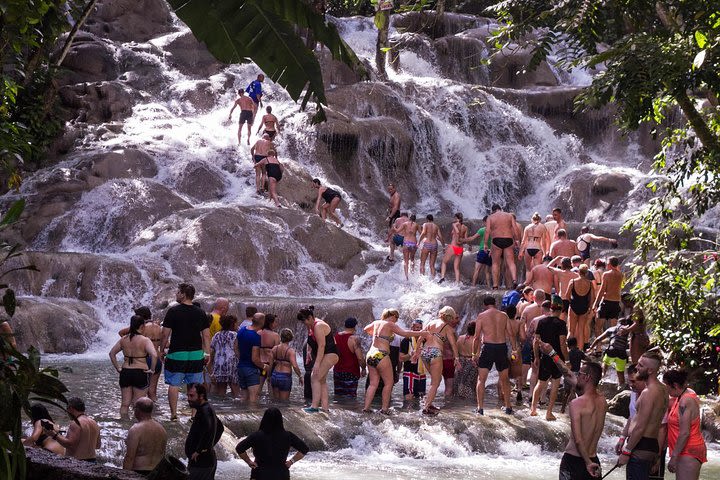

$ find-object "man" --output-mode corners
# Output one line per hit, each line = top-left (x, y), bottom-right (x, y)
(484, 204), (519, 289)
(228, 91), (256, 145)
(400, 319), (427, 403)
(45, 397), (100, 462)
(417, 214), (444, 277)
(245, 73), (264, 112)
(571, 255), (595, 281)
(234, 312), (266, 404)
(615, 364), (647, 455)
(507, 305), (526, 404)
(387, 212), (408, 262)
(473, 296), (515, 415)
(546, 208), (567, 241)
(123, 397), (167, 474)
(208, 298), (230, 339)
(593, 256), (624, 335)
(185, 384), (219, 480)
(617, 351), (668, 479)
(239, 306), (257, 330)
(462, 215), (492, 287)
(250, 133), (274, 196)
(549, 256), (580, 319)
(550, 229), (580, 258)
(333, 317), (367, 399)
(160, 283), (211, 421)
(525, 255), (556, 295)
(256, 105), (280, 140)
(530, 295), (568, 421)
(577, 226), (617, 264)
(560, 361), (606, 480)
(520, 290), (546, 394)
(587, 316), (632, 388)
(385, 184), (402, 260)
(441, 313), (461, 396)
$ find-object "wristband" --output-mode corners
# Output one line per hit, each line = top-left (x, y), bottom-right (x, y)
(618, 436), (626, 442)
(621, 450), (632, 457)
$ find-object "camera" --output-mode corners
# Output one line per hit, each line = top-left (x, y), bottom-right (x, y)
(40, 419), (53, 430)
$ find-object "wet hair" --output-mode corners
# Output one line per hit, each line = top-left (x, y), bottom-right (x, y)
(609, 256), (620, 267)
(532, 212), (541, 222)
(129, 315), (144, 339)
(663, 369), (688, 387)
(246, 306), (258, 318)
(552, 208), (562, 214)
(409, 214), (416, 222)
(454, 212), (464, 223)
(581, 225), (589, 233)
(188, 383), (208, 400)
(523, 286), (533, 295)
(561, 257), (572, 269)
(641, 350), (663, 370)
(264, 314), (277, 330)
(426, 214), (434, 221)
(280, 328), (294, 343)
(177, 283), (195, 300)
(220, 315), (237, 331)
(541, 300), (551, 309)
(439, 306), (456, 320)
(483, 295), (496, 306)
(542, 255), (552, 262)
(266, 106), (272, 113)
(68, 397), (85, 412)
(567, 337), (578, 348)
(134, 306), (152, 320)
(504, 305), (517, 319)
(30, 404), (53, 423)
(594, 259), (606, 268)
(297, 306), (315, 322)
(482, 215), (488, 222)
(578, 264), (589, 276)
(491, 204), (501, 212)
(534, 290), (546, 301)
(400, 212), (408, 218)
(312, 178), (321, 186)
(466, 321), (476, 336)
(583, 361), (602, 386)
(237, 89), (243, 95)
(557, 229), (567, 238)
(381, 308), (399, 320)
(259, 407), (285, 434)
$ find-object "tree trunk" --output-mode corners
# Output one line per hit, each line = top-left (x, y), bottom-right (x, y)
(54, 0), (99, 67)
(375, 10), (390, 79)
(673, 89), (720, 153)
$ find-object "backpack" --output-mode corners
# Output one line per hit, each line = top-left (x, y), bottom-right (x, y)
(501, 290), (521, 308)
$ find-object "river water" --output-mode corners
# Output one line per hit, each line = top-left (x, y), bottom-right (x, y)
(40, 355), (718, 480)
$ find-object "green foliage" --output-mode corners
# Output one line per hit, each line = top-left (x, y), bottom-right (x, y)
(327, 0), (375, 16)
(168, 0), (367, 122)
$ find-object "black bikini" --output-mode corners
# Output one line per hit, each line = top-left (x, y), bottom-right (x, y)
(266, 163), (282, 181)
(307, 327), (338, 356)
(321, 188), (341, 204)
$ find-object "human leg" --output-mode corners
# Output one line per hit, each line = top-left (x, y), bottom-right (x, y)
(502, 246), (517, 285)
(168, 385), (179, 419)
(419, 248), (429, 275)
(530, 378), (548, 416)
(363, 366), (380, 411)
(546, 378), (560, 420)
(327, 197), (342, 226)
(490, 245), (503, 287)
(378, 359), (395, 412)
(499, 369), (512, 410)
(269, 178), (280, 206)
(429, 249), (438, 277)
(120, 386), (133, 418)
(439, 248), (453, 280)
(424, 358), (443, 409)
(675, 456), (702, 480)
(453, 253), (462, 283)
(475, 368), (489, 412)
(403, 246), (410, 280)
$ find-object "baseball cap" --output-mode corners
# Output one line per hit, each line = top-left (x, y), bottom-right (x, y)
(344, 317), (358, 328)
(412, 318), (423, 325)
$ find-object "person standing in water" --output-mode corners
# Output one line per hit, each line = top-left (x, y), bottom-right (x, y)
(123, 397), (167, 475)
(118, 306), (163, 402)
(246, 74), (265, 113)
(565, 264), (595, 350)
(385, 183), (402, 254)
(44, 397), (101, 462)
(185, 383), (219, 480)
(228, 91), (255, 145)
(208, 314), (240, 397)
(235, 313), (266, 404)
(400, 319), (427, 404)
(395, 213), (420, 280)
(312, 179), (343, 227)
(250, 133), (274, 196)
(258, 314), (281, 394)
(388, 212), (409, 262)
(439, 213), (468, 284)
(257, 149), (283, 207)
(593, 256), (624, 335)
(485, 204), (519, 289)
(333, 318), (366, 400)
(462, 215), (493, 287)
(417, 214), (444, 277)
(454, 320), (478, 399)
(269, 328), (303, 401)
(297, 307), (339, 412)
(576, 226), (617, 265)
(256, 105), (280, 140)
(520, 212), (551, 274)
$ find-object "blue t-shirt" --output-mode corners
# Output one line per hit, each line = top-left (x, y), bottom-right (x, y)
(236, 326), (261, 368)
(245, 80), (262, 102)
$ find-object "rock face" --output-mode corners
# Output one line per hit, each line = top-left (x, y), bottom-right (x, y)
(81, 0), (174, 43)
(607, 390), (631, 418)
(174, 161), (228, 202)
(26, 447), (145, 480)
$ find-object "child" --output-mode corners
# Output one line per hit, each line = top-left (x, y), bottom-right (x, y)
(561, 337), (587, 413)
(587, 317), (631, 389)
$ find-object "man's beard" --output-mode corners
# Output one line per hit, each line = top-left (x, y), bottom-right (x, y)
(188, 400), (202, 409)
(636, 370), (650, 381)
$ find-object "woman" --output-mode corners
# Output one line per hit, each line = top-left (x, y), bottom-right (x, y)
(209, 314), (240, 397)
(520, 213), (550, 273)
(439, 213), (468, 284)
(416, 306), (461, 414)
(297, 307), (338, 412)
(662, 369), (707, 480)
(363, 309), (426, 414)
(259, 314), (281, 394)
(395, 214), (420, 281)
(564, 264), (595, 350)
(236, 407), (309, 480)
(312, 178), (343, 227)
(22, 404), (65, 455)
(417, 214), (444, 277)
(258, 149), (283, 207)
(109, 315), (157, 417)
(453, 320), (477, 399)
(270, 328), (303, 401)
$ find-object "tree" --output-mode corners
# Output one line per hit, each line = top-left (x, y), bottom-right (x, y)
(488, 1), (720, 390)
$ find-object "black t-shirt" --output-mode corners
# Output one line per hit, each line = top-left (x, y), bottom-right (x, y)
(185, 402), (217, 468)
(163, 304), (210, 353)
(535, 315), (568, 361)
(400, 338), (420, 374)
(235, 430), (309, 480)
(568, 348), (587, 372)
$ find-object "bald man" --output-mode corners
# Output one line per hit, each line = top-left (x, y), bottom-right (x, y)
(123, 397), (167, 474)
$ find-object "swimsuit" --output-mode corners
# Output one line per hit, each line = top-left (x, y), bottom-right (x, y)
(254, 154), (267, 164)
(667, 389), (707, 464)
(492, 237), (514, 249)
(422, 242), (437, 251)
(476, 249), (491, 265)
(388, 210), (400, 228)
(569, 281), (591, 315)
(420, 346), (442, 364)
(526, 248), (540, 257)
(119, 368), (150, 389)
(265, 163), (282, 181)
(476, 342), (509, 372)
(403, 240), (417, 250)
(366, 347), (389, 367)
(239, 110), (253, 125)
(263, 129), (277, 140)
(270, 371), (292, 392)
(321, 188), (341, 204)
(577, 235), (591, 260)
(392, 234), (404, 247)
(559, 453), (601, 480)
(598, 300), (621, 319)
(307, 325), (338, 357)
(451, 244), (463, 256)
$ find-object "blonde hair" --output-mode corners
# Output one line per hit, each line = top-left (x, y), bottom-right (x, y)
(532, 212), (541, 222)
(439, 306), (456, 320)
(578, 264), (589, 275)
(381, 308), (399, 320)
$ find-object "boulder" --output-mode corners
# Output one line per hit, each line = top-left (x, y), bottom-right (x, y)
(59, 36), (119, 83)
(174, 161), (228, 202)
(27, 447), (144, 480)
(11, 297), (101, 354)
(58, 81), (138, 123)
(317, 50), (363, 86)
(81, 0), (174, 43)
(79, 148), (158, 187)
(607, 390), (631, 418)
(488, 43), (559, 88)
(166, 80), (218, 112)
(433, 35), (489, 85)
(326, 82), (411, 123)
(392, 11), (481, 38)
(157, 30), (223, 78)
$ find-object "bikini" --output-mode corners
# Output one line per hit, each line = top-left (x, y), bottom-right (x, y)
(421, 324), (447, 364)
(526, 226), (542, 257)
(366, 330), (394, 367)
(451, 244), (463, 256)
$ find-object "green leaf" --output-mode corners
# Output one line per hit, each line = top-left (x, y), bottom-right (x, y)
(693, 49), (707, 70)
(695, 31), (707, 48)
(0, 199), (25, 227)
(374, 11), (386, 30)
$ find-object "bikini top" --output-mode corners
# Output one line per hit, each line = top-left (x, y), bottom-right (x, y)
(273, 345), (292, 364)
(123, 336), (147, 364)
(431, 323), (448, 343)
(376, 332), (395, 343)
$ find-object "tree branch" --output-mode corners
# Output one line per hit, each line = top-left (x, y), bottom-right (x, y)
(54, 0), (99, 68)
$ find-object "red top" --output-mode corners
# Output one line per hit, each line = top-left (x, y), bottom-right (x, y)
(667, 389), (707, 463)
(334, 332), (360, 376)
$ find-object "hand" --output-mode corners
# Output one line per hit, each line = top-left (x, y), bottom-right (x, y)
(617, 453), (630, 466)
(247, 460), (258, 469)
(298, 376), (304, 385)
(144, 369), (153, 374)
(667, 456), (677, 473)
(360, 367), (367, 378)
(614, 438), (625, 455)
(651, 458), (661, 475)
(115, 366), (122, 373)
(586, 462), (600, 478)
(285, 459), (294, 468)
(454, 358), (461, 369)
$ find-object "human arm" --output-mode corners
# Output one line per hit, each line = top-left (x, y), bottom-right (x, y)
(315, 189), (323, 214)
(286, 431), (310, 467)
(48, 421), (80, 449)
(569, 401), (602, 477)
(559, 335), (569, 362)
(505, 317), (517, 352)
(251, 345), (265, 371)
(482, 223), (490, 250)
(202, 328), (210, 357)
(228, 100), (237, 118)
(349, 336), (367, 373)
(446, 329), (461, 369)
(23, 421), (45, 446)
(109, 339), (123, 373)
(118, 327), (130, 337)
(667, 396), (698, 473)
(288, 347), (304, 384)
(123, 426), (139, 470)
(311, 323), (327, 372)
(587, 330), (609, 352)
(160, 326), (171, 359)
(1, 321), (16, 349)
(620, 392), (652, 464)
(592, 277), (608, 310)
(564, 280), (573, 303)
(145, 337), (157, 373)
(190, 406), (216, 461)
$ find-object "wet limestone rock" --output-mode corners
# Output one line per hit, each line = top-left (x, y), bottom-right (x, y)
(549, 170), (637, 221)
(80, 148), (159, 186)
(174, 161), (229, 202)
(607, 389), (632, 418)
(393, 11), (480, 38)
(58, 80), (138, 123)
(81, 0), (174, 43)
(160, 30), (223, 78)
(317, 50), (364, 86)
(27, 447), (145, 480)
(59, 34), (119, 84)
(488, 43), (559, 88)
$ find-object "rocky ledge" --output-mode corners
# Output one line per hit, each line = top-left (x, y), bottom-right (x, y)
(26, 447), (143, 480)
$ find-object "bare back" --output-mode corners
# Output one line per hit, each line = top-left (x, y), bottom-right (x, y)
(550, 239), (579, 258)
(399, 221), (419, 242)
(528, 264), (554, 294)
(456, 334), (474, 356)
(259, 330), (280, 363)
(601, 269), (623, 301)
(556, 269), (580, 300)
(126, 420), (167, 471)
(65, 415), (100, 460)
(487, 211), (515, 239)
(565, 391), (607, 458)
(239, 96), (255, 111)
(421, 222), (440, 245)
(476, 308), (510, 344)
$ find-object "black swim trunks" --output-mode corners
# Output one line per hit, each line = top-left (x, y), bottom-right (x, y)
(119, 368), (150, 389)
(263, 129), (277, 140)
(239, 110), (253, 125)
(526, 248), (541, 258)
(253, 154), (267, 164)
(477, 342), (509, 371)
(598, 300), (622, 319)
(559, 452), (600, 480)
(388, 210), (400, 228)
(538, 353), (562, 381)
(492, 237), (514, 249)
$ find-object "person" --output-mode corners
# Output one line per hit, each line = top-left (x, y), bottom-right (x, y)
(235, 407), (309, 480)
(560, 337), (587, 414)
(256, 105), (280, 140)
(550, 229), (580, 258)
(43, 397), (100, 462)
(250, 133), (274, 196)
(520, 290), (546, 394)
(228, 91), (256, 145)
(400, 319), (427, 404)
(208, 314), (240, 397)
(363, 309), (426, 414)
(461, 215), (492, 287)
(530, 295), (568, 421)
(257, 150), (284, 207)
(440, 312), (461, 396)
(593, 256), (624, 336)
(240, 306), (258, 330)
(109, 314), (157, 418)
(439, 213), (468, 284)
(123, 397), (167, 475)
(270, 328), (303, 401)
(387, 212), (408, 262)
(160, 283), (211, 421)
(520, 212), (551, 274)
(565, 264), (595, 350)
(0, 315), (16, 351)
(576, 226), (617, 264)
(616, 364), (647, 455)
(454, 320), (478, 399)
(549, 256), (579, 319)
(472, 296), (515, 415)
(559, 361), (606, 480)
(258, 314), (281, 393)
(23, 404), (65, 455)
(588, 317), (631, 388)
(385, 183), (402, 253)
(484, 204), (519, 289)
(297, 307), (339, 412)
(208, 298), (230, 339)
(246, 74), (265, 112)
(185, 384), (219, 480)
(625, 309), (650, 365)
(396, 213), (420, 280)
(506, 305), (525, 404)
(417, 214), (444, 277)
(235, 313), (266, 404)
(312, 178), (343, 227)
(302, 340), (314, 406)
(547, 208), (567, 241)
(616, 351), (668, 479)
(333, 318), (366, 399)
(416, 306), (460, 415)
(662, 369), (707, 480)
(131, 308), (163, 402)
